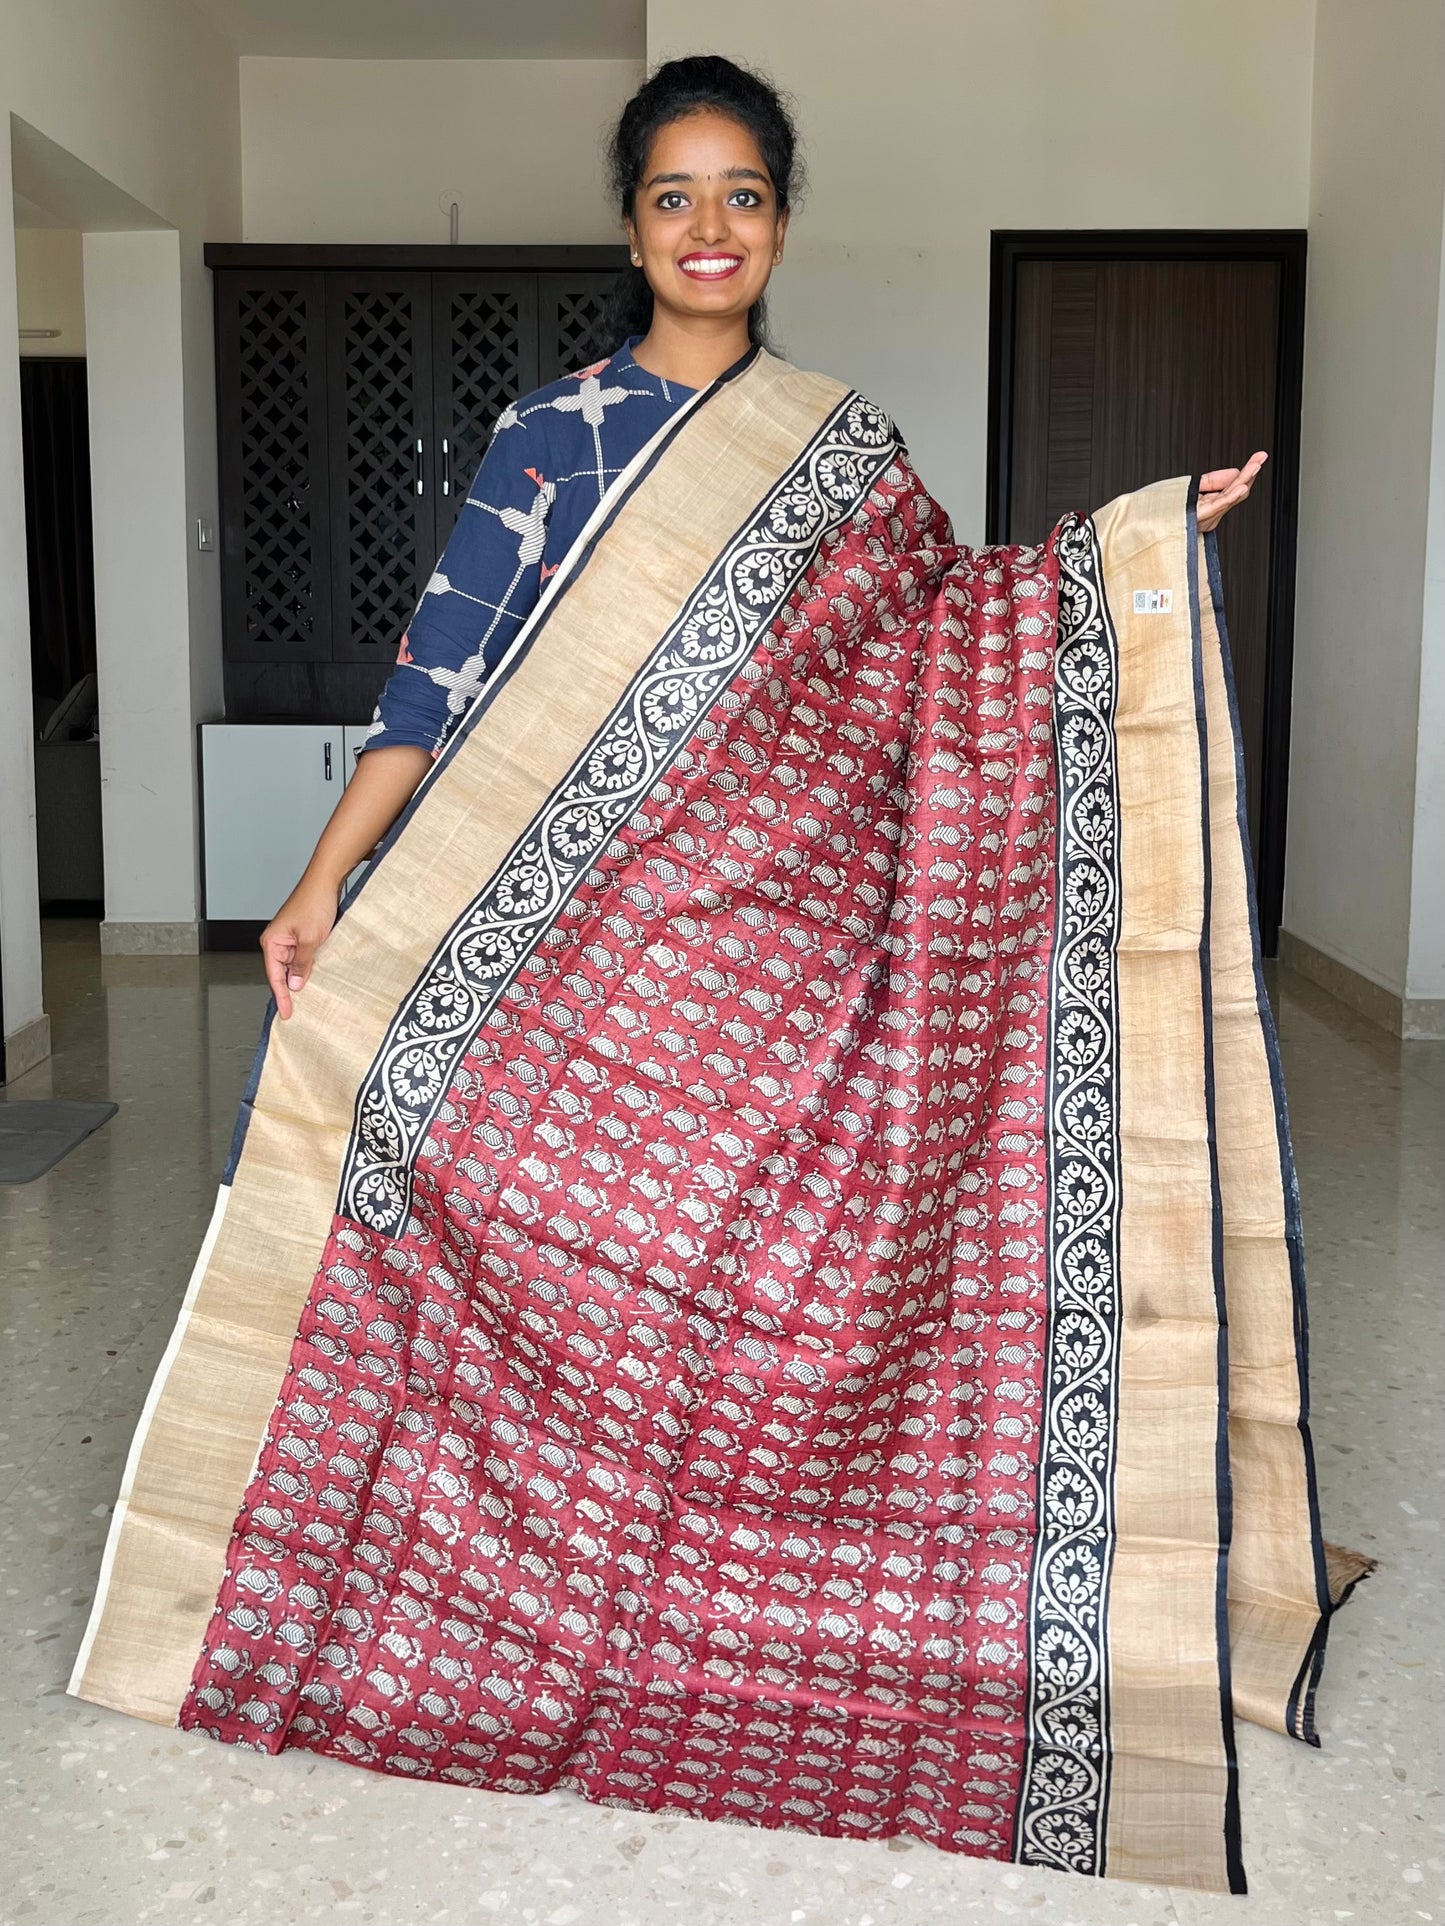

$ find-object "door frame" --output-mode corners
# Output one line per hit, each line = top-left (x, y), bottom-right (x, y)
(986, 228), (1307, 955)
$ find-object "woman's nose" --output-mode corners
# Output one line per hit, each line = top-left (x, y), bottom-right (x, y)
(690, 197), (730, 245)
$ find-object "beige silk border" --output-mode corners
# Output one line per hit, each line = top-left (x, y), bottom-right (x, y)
(69, 351), (850, 1725)
(1092, 481), (1234, 1894)
(1198, 553), (1349, 1735)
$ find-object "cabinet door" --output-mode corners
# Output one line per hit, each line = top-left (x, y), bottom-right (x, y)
(326, 272), (435, 665)
(216, 270), (332, 663)
(537, 271), (617, 382)
(201, 723), (344, 920)
(431, 273), (539, 548)
(341, 722), (375, 781)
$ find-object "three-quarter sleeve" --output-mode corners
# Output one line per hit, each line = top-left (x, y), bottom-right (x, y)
(359, 411), (557, 759)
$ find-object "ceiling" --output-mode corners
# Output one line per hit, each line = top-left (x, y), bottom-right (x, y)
(188, 0), (645, 59)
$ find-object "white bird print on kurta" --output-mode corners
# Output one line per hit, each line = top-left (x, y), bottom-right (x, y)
(423, 475), (556, 714)
(543, 377), (644, 493)
(360, 340), (685, 758)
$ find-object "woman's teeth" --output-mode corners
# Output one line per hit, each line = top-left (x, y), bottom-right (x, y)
(680, 257), (742, 277)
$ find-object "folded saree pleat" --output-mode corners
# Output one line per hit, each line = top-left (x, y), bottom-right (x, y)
(70, 348), (1364, 1894)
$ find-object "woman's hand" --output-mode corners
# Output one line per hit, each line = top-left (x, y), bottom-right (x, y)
(1198, 451), (1268, 533)
(261, 873), (340, 1019)
(256, 741), (432, 1020)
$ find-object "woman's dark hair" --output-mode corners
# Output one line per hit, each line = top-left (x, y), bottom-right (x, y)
(597, 54), (802, 357)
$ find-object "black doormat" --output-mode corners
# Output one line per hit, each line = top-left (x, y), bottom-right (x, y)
(0, 1100), (118, 1183)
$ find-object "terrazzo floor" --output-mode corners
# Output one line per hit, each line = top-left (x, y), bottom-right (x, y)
(1, 919), (1440, 1926)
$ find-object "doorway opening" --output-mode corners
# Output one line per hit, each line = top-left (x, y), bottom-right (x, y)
(987, 229), (1307, 954)
(22, 350), (101, 921)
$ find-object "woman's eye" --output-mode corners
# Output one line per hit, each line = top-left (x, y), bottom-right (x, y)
(657, 192), (687, 210)
(729, 190), (763, 207)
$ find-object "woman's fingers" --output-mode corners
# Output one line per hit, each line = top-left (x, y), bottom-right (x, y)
(264, 929), (320, 1021)
(1198, 451), (1269, 533)
(1228, 451), (1266, 500)
(1200, 451), (1268, 494)
(260, 881), (341, 1020)
(1199, 465), (1242, 495)
(262, 926), (297, 1020)
(289, 934), (319, 995)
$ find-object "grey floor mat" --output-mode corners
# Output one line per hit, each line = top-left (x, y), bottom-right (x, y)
(0, 1100), (118, 1183)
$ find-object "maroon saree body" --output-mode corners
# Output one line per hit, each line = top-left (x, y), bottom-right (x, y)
(69, 348), (1366, 1893)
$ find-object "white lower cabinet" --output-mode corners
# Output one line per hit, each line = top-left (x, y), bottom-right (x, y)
(342, 723), (375, 774)
(201, 723), (345, 922)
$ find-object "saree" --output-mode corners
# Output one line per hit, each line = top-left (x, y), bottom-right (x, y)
(69, 348), (1368, 1894)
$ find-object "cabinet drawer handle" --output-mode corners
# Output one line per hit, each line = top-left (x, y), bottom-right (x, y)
(442, 437), (451, 498)
(324, 742), (333, 781)
(415, 437), (425, 497)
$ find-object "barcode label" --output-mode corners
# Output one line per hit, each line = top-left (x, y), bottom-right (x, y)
(1133, 588), (1174, 614)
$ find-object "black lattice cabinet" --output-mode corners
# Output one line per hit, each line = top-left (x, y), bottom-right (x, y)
(216, 271), (332, 665)
(431, 274), (538, 548)
(326, 272), (436, 664)
(538, 273), (616, 383)
(210, 246), (629, 712)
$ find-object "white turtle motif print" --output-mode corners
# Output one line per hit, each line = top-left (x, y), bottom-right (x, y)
(179, 437), (1137, 1879)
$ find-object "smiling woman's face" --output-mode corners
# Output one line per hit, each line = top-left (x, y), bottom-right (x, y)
(626, 108), (788, 331)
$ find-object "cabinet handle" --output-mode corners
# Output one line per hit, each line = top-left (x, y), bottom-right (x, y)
(324, 742), (334, 781)
(415, 437), (425, 497)
(442, 437), (451, 498)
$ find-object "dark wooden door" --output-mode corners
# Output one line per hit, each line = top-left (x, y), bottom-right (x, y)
(215, 269), (332, 664)
(326, 271), (436, 665)
(990, 236), (1305, 951)
(430, 272), (539, 548)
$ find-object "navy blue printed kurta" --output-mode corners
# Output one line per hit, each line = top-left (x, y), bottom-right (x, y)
(363, 338), (695, 759)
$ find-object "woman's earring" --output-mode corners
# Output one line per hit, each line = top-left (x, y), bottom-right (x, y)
(631, 253), (641, 266)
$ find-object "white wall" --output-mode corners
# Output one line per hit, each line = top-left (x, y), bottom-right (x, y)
(1286, 0), (1445, 1009)
(85, 231), (207, 933)
(648, 0), (1316, 533)
(241, 58), (644, 242)
(1, 0), (240, 1041)
(1407, 195), (1445, 1006)
(15, 227), (86, 354)
(0, 131), (44, 1049)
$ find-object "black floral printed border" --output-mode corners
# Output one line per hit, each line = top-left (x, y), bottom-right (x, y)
(1015, 515), (1124, 1875)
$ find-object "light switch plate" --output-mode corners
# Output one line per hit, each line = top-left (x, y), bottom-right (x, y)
(197, 519), (216, 552)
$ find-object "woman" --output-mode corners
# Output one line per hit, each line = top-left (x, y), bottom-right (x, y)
(259, 56), (1262, 1017)
(73, 56), (1363, 1897)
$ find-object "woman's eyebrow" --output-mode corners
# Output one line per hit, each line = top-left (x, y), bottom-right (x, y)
(643, 167), (772, 188)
